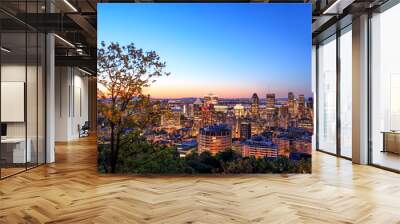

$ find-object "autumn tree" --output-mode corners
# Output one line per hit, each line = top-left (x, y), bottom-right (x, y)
(97, 41), (169, 173)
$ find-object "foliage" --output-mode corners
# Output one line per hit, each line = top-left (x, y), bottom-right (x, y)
(97, 41), (169, 173)
(185, 151), (222, 173)
(98, 132), (312, 174)
(116, 131), (191, 174)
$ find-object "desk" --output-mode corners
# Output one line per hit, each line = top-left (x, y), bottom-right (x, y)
(382, 131), (400, 154)
(1, 138), (31, 163)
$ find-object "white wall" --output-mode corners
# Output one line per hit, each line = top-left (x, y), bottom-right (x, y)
(1, 65), (43, 138)
(1, 65), (26, 139)
(55, 66), (70, 141)
(71, 71), (89, 138)
(1, 63), (46, 164)
(55, 67), (89, 141)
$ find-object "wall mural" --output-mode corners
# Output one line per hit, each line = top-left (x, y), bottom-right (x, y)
(97, 3), (313, 174)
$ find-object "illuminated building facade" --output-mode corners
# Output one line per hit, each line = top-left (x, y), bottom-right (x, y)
(288, 92), (295, 118)
(240, 122), (251, 140)
(234, 104), (245, 118)
(273, 137), (290, 157)
(298, 94), (305, 118)
(266, 93), (275, 108)
(242, 136), (278, 158)
(198, 124), (232, 155)
(144, 91), (313, 159)
(250, 121), (263, 136)
(251, 93), (260, 117)
(160, 111), (181, 132)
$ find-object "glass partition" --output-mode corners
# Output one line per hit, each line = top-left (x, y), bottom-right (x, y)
(0, 1), (46, 179)
(370, 3), (400, 171)
(317, 35), (337, 154)
(339, 26), (352, 158)
(1, 31), (28, 177)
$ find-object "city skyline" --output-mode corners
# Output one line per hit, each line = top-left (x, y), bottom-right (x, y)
(98, 3), (312, 99)
(148, 92), (311, 100)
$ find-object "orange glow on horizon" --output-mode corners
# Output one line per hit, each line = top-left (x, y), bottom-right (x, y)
(144, 85), (256, 99)
(144, 85), (302, 99)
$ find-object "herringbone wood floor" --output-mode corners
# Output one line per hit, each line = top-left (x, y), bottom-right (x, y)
(1, 136), (400, 224)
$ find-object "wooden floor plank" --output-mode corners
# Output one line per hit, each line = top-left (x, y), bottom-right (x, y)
(0, 136), (399, 223)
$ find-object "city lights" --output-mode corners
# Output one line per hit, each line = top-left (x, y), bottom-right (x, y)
(99, 92), (313, 159)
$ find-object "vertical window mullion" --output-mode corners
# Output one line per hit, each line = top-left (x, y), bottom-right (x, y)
(36, 0), (39, 167)
(316, 44), (319, 151)
(25, 0), (28, 171)
(367, 12), (373, 165)
(0, 24), (2, 179)
(336, 28), (341, 157)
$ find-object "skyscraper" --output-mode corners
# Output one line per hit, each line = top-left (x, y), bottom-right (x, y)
(160, 110), (182, 132)
(251, 93), (259, 117)
(306, 97), (314, 118)
(183, 103), (194, 117)
(307, 97), (313, 109)
(240, 122), (252, 140)
(298, 94), (305, 117)
(278, 105), (289, 118)
(265, 108), (277, 128)
(288, 92), (295, 118)
(266, 93), (276, 108)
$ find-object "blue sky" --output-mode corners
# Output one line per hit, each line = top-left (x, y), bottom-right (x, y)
(98, 3), (311, 98)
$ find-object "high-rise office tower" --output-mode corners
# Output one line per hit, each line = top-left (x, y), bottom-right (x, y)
(265, 107), (277, 128)
(251, 93), (259, 116)
(278, 105), (289, 129)
(201, 109), (214, 126)
(306, 97), (314, 119)
(266, 93), (275, 108)
(183, 103), (194, 117)
(279, 105), (288, 118)
(298, 94), (305, 117)
(240, 122), (252, 140)
(288, 92), (295, 118)
(160, 110), (182, 132)
(307, 97), (313, 109)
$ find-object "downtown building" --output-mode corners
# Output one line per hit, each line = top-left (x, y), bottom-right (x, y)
(198, 124), (232, 155)
(242, 136), (278, 158)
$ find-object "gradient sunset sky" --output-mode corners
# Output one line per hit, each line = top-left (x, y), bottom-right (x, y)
(98, 3), (312, 99)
